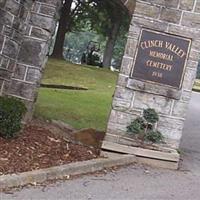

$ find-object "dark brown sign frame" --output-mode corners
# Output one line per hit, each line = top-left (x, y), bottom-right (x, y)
(131, 28), (191, 89)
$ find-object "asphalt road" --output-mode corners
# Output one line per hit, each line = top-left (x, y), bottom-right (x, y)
(1, 92), (200, 200)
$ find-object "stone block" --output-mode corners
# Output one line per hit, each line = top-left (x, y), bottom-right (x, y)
(114, 86), (133, 101)
(168, 24), (200, 39)
(120, 56), (134, 76)
(0, 68), (11, 80)
(7, 59), (16, 71)
(132, 92), (173, 115)
(2, 38), (19, 59)
(31, 2), (40, 13)
(134, 1), (160, 18)
(0, 78), (4, 92)
(109, 109), (138, 125)
(30, 27), (51, 40)
(128, 25), (140, 39)
(157, 116), (184, 141)
(8, 80), (36, 100)
(182, 12), (200, 29)
(35, 0), (61, 7)
(188, 50), (200, 62)
(112, 98), (131, 111)
(195, 1), (200, 13)
(39, 5), (56, 17)
(0, 55), (9, 68)
(124, 38), (137, 58)
(0, 23), (3, 33)
(13, 64), (26, 80)
(140, 0), (179, 8)
(4, 0), (21, 16)
(172, 100), (189, 118)
(180, 0), (195, 11)
(127, 79), (182, 100)
(182, 68), (197, 90)
(107, 122), (129, 136)
(3, 26), (13, 37)
(187, 60), (198, 69)
(191, 40), (200, 52)
(12, 30), (23, 43)
(26, 68), (41, 83)
(12, 16), (26, 33)
(181, 90), (192, 102)
(0, 34), (4, 52)
(132, 16), (168, 32)
(160, 7), (182, 24)
(0, 9), (14, 26)
(30, 13), (56, 33)
(0, 0), (6, 7)
(117, 74), (129, 87)
(18, 39), (48, 67)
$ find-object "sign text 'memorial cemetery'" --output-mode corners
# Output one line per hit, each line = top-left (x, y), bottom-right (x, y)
(131, 29), (191, 89)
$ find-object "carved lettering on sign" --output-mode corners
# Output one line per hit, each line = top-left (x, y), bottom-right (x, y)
(131, 29), (191, 89)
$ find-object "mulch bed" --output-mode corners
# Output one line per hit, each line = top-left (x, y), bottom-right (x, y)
(0, 122), (98, 176)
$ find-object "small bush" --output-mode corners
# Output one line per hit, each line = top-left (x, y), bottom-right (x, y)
(145, 131), (164, 143)
(143, 108), (159, 124)
(127, 120), (143, 135)
(127, 108), (164, 144)
(0, 96), (27, 139)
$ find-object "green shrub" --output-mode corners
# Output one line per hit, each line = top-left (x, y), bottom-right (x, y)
(127, 108), (164, 144)
(143, 108), (159, 124)
(0, 96), (27, 139)
(127, 117), (146, 135)
(145, 131), (164, 143)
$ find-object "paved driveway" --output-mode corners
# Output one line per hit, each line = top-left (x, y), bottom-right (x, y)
(1, 92), (200, 200)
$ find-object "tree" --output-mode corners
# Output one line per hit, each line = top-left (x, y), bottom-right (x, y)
(51, 0), (130, 66)
(51, 0), (73, 59)
(78, 0), (130, 67)
(51, 0), (88, 59)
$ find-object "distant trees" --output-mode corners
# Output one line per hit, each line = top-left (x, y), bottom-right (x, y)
(86, 0), (130, 67)
(51, 0), (130, 68)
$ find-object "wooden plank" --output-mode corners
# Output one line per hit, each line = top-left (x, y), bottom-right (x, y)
(102, 141), (180, 162)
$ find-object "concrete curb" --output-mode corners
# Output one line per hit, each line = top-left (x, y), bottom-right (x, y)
(0, 154), (136, 190)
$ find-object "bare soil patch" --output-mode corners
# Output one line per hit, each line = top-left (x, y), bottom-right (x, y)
(0, 121), (98, 176)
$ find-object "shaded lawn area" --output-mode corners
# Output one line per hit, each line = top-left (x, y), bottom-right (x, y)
(194, 79), (200, 91)
(34, 59), (118, 131)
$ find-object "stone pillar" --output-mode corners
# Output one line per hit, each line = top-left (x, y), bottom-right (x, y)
(0, 0), (61, 119)
(103, 0), (200, 163)
(0, 0), (33, 97)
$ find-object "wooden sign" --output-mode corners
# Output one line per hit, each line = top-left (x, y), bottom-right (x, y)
(131, 29), (191, 89)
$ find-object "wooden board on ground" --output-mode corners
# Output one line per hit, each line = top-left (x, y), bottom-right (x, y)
(102, 141), (180, 169)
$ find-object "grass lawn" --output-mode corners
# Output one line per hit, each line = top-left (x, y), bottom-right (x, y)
(194, 79), (200, 91)
(34, 59), (118, 131)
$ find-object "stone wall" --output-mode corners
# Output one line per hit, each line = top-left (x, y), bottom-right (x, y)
(104, 0), (200, 150)
(0, 0), (61, 119)
(0, 0), (33, 98)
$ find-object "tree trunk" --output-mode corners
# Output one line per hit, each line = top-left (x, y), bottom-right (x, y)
(103, 21), (121, 68)
(51, 0), (73, 59)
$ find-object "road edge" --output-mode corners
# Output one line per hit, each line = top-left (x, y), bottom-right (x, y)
(0, 154), (136, 190)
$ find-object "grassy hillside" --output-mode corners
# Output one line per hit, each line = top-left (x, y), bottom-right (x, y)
(34, 59), (118, 130)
